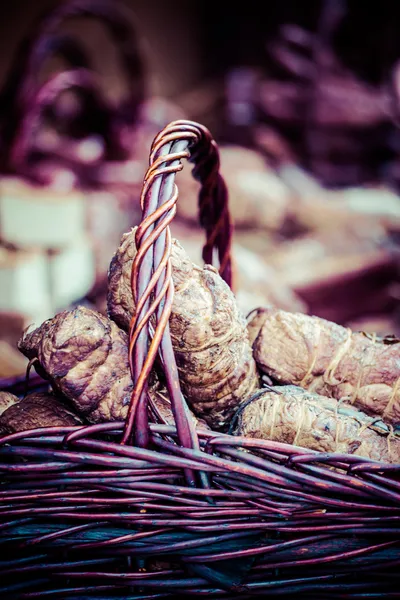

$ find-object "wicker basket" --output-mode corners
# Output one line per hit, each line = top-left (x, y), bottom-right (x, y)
(1, 120), (400, 599)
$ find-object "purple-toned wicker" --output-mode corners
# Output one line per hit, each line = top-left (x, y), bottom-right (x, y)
(1, 120), (400, 599)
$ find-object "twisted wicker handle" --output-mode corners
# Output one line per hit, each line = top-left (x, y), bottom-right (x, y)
(123, 120), (232, 485)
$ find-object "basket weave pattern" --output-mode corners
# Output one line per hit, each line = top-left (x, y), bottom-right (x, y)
(1, 120), (400, 599)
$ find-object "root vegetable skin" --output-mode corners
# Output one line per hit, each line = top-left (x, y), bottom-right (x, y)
(235, 386), (400, 464)
(18, 306), (134, 423)
(0, 392), (82, 434)
(250, 308), (400, 426)
(247, 309), (271, 348)
(17, 306), (210, 428)
(0, 391), (20, 416)
(107, 228), (259, 429)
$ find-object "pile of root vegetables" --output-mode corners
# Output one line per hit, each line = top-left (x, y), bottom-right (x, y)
(2, 222), (400, 466)
(2, 0), (400, 379)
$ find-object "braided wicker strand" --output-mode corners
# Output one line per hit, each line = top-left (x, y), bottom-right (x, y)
(122, 121), (232, 490)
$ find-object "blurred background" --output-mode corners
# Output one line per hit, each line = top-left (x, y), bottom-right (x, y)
(1, 0), (400, 381)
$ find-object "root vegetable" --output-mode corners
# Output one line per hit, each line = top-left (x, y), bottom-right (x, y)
(18, 306), (134, 423)
(0, 391), (82, 435)
(18, 306), (209, 428)
(0, 391), (20, 416)
(249, 308), (400, 426)
(107, 228), (259, 429)
(235, 385), (400, 463)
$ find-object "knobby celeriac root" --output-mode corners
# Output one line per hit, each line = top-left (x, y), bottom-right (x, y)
(18, 306), (209, 428)
(249, 307), (400, 426)
(0, 391), (20, 416)
(0, 391), (83, 434)
(234, 385), (400, 463)
(107, 227), (260, 429)
(18, 306), (134, 423)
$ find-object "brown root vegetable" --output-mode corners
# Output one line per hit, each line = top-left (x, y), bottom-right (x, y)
(18, 306), (134, 423)
(247, 309), (271, 348)
(234, 385), (400, 464)
(0, 392), (82, 435)
(107, 228), (259, 429)
(249, 308), (400, 426)
(18, 306), (210, 428)
(0, 391), (20, 416)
